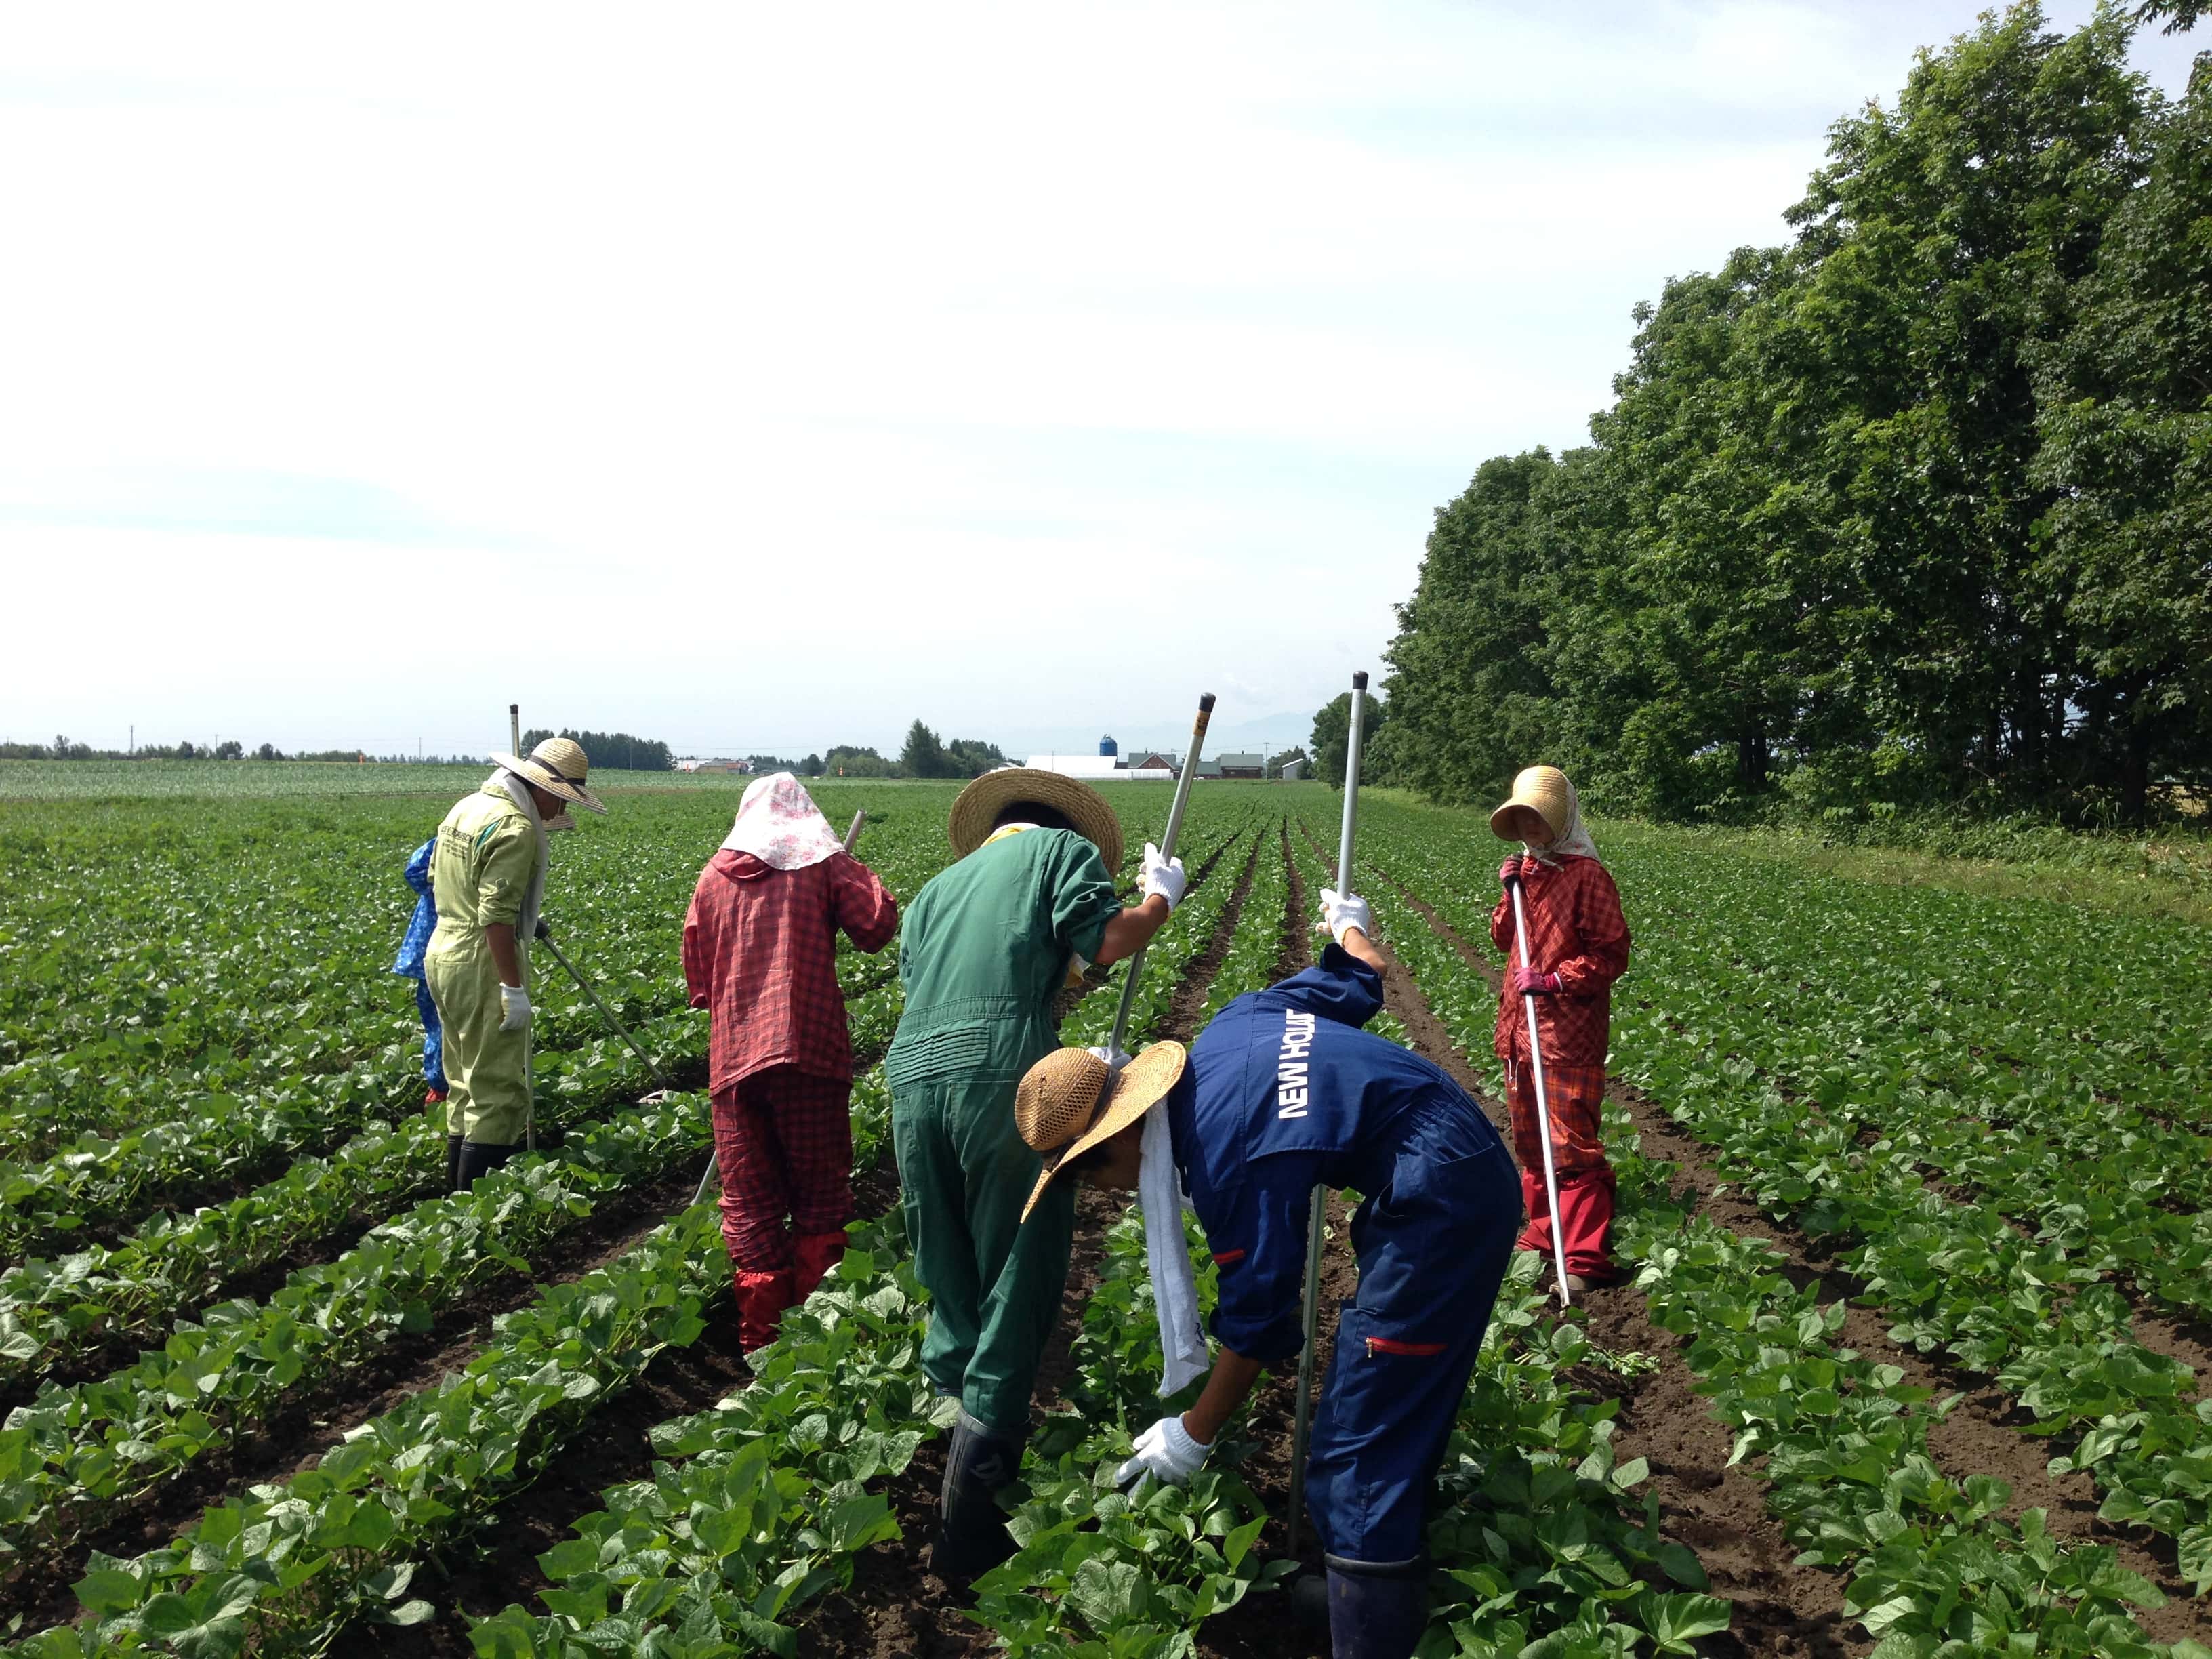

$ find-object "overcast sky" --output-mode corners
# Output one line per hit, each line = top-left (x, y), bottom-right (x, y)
(2, 3), (2199, 763)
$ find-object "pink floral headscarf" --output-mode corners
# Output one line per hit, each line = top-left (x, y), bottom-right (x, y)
(720, 773), (844, 870)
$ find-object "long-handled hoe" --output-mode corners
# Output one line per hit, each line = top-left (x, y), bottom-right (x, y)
(1288, 668), (1366, 1570)
(1507, 872), (1573, 1307)
(1105, 693), (1216, 1054)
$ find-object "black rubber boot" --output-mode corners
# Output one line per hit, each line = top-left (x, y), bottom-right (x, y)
(445, 1134), (466, 1193)
(930, 1410), (1023, 1584)
(1325, 1555), (1429, 1659)
(455, 1139), (524, 1188)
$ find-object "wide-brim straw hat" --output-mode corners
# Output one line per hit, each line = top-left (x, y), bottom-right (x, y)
(1490, 764), (1572, 843)
(1016, 1042), (1187, 1221)
(493, 737), (608, 817)
(948, 767), (1123, 871)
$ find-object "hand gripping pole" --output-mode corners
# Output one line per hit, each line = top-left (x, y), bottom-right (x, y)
(1288, 669), (1366, 1559)
(1510, 876), (1573, 1307)
(1105, 693), (1216, 1057)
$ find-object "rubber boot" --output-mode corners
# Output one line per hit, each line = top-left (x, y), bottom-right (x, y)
(791, 1230), (847, 1303)
(1325, 1556), (1428, 1659)
(445, 1134), (466, 1193)
(930, 1410), (1023, 1584)
(455, 1139), (523, 1188)
(733, 1269), (797, 1351)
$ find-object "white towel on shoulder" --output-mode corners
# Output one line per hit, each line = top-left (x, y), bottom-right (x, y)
(1140, 1107), (1209, 1397)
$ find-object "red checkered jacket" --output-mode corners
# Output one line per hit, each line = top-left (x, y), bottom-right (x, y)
(1489, 854), (1631, 1067)
(683, 849), (898, 1093)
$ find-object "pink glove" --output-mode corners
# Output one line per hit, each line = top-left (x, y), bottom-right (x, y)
(1512, 964), (1562, 996)
(1498, 855), (1528, 888)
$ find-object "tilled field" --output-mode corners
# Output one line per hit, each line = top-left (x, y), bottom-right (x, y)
(0, 781), (2205, 1657)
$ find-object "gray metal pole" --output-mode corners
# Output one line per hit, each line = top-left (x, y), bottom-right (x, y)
(1288, 670), (1366, 1559)
(510, 703), (521, 756)
(1106, 693), (1216, 1056)
(1511, 877), (1574, 1306)
(693, 808), (867, 1207)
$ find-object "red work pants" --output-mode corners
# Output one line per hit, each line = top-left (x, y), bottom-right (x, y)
(711, 1065), (853, 1282)
(1502, 1059), (1616, 1282)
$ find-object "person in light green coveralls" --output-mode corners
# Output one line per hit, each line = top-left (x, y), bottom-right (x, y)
(425, 737), (605, 1191)
(890, 769), (1186, 1581)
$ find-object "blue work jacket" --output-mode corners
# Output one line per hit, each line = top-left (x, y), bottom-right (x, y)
(1166, 943), (1506, 1364)
(392, 838), (438, 978)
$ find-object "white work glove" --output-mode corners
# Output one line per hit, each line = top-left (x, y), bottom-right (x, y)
(498, 982), (532, 1033)
(1086, 1044), (1134, 1073)
(1115, 1414), (1212, 1490)
(1140, 843), (1187, 910)
(1319, 888), (1374, 945)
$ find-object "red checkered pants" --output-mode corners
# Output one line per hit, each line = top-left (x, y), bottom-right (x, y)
(1502, 1059), (1616, 1280)
(710, 1066), (853, 1273)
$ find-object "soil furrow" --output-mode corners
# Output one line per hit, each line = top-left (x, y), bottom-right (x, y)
(1382, 865), (2210, 1641)
(0, 1154), (707, 1633)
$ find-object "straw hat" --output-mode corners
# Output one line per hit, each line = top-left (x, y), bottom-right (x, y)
(1016, 1042), (1187, 1221)
(492, 737), (608, 817)
(947, 768), (1124, 871)
(1490, 765), (1571, 842)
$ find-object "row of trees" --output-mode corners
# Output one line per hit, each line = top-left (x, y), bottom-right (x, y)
(0, 736), (476, 763)
(518, 729), (675, 773)
(1375, 4), (2210, 825)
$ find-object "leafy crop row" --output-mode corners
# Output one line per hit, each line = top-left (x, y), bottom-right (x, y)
(1349, 800), (2207, 1647)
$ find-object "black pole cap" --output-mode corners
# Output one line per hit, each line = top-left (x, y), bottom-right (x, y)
(1199, 693), (1216, 712)
(1351, 670), (1368, 691)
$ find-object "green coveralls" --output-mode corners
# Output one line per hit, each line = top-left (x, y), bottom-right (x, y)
(424, 788), (542, 1146)
(888, 827), (1122, 1437)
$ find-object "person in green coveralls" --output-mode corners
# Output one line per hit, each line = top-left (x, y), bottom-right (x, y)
(889, 766), (1186, 1580)
(426, 737), (605, 1191)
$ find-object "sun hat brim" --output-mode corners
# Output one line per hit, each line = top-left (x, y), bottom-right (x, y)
(493, 752), (608, 816)
(949, 768), (1124, 872)
(1490, 768), (1568, 843)
(1020, 1040), (1186, 1223)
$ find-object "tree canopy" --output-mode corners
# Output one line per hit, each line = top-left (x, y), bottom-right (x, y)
(1376, 3), (2210, 825)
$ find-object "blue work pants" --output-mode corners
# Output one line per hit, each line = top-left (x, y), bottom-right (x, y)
(1304, 1092), (1519, 1566)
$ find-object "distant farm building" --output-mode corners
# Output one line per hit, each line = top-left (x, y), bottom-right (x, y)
(1279, 758), (1307, 781)
(1100, 735), (1118, 757)
(676, 758), (752, 774)
(1218, 752), (1266, 779)
(1024, 754), (1173, 781)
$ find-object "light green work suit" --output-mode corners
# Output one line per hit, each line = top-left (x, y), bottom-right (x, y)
(887, 826), (1122, 1437)
(424, 788), (542, 1146)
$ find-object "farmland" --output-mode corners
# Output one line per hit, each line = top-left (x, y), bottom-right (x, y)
(0, 774), (2207, 1657)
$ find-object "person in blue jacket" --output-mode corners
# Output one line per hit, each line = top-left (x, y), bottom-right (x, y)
(1014, 890), (1520, 1659)
(392, 837), (450, 1114)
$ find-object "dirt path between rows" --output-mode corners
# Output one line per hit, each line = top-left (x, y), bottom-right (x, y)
(1382, 863), (2211, 1649)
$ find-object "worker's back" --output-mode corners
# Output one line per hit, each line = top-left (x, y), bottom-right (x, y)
(426, 788), (537, 960)
(889, 827), (1119, 1089)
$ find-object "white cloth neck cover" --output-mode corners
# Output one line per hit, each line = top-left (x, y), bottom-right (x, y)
(1140, 1107), (1209, 1397)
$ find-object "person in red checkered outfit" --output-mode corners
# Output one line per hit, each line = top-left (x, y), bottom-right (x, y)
(684, 773), (898, 1348)
(1488, 764), (1632, 1292)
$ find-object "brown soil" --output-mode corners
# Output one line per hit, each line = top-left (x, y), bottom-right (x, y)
(1385, 867), (2212, 1647)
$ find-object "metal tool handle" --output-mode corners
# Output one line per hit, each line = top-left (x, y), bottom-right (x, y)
(538, 924), (676, 1096)
(1511, 876), (1572, 1307)
(1289, 669), (1366, 1559)
(842, 809), (865, 852)
(1105, 692), (1216, 1056)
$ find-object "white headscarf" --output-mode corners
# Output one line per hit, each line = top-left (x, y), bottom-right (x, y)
(1526, 772), (1601, 867)
(720, 773), (844, 870)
